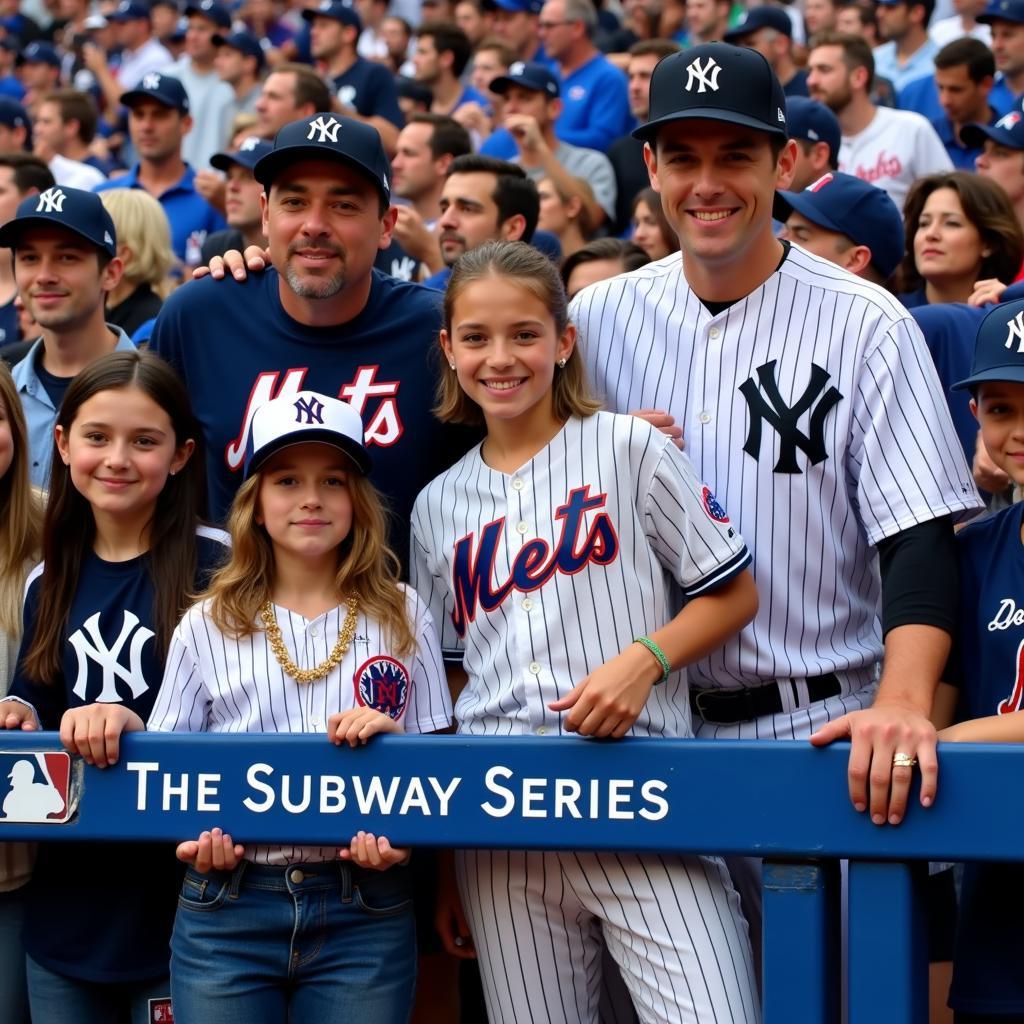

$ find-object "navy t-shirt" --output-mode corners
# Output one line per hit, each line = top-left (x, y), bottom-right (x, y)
(332, 59), (404, 129)
(946, 502), (1024, 1013)
(9, 527), (229, 983)
(150, 268), (474, 545)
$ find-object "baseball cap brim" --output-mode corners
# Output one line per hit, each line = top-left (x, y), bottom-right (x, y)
(489, 74), (545, 94)
(120, 88), (182, 109)
(633, 107), (788, 142)
(253, 146), (388, 199)
(211, 151), (253, 171)
(978, 8), (1024, 22)
(774, 189), (847, 235)
(952, 366), (1024, 390)
(960, 122), (1022, 149)
(244, 431), (372, 478)
(0, 215), (114, 255)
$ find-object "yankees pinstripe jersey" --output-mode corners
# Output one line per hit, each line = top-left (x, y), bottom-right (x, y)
(147, 585), (452, 865)
(570, 246), (982, 693)
(410, 412), (750, 738)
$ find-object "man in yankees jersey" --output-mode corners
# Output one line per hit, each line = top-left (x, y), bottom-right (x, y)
(570, 43), (981, 827)
(150, 112), (470, 535)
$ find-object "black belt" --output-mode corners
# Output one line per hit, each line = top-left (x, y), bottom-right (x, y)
(689, 673), (842, 725)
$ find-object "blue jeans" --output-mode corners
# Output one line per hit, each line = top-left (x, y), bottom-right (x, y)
(170, 859), (416, 1024)
(25, 956), (170, 1024)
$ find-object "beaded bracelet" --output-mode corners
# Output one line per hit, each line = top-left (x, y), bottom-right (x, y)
(634, 635), (671, 685)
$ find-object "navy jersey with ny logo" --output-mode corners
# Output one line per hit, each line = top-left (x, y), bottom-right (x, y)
(151, 268), (476, 552)
(9, 528), (228, 729)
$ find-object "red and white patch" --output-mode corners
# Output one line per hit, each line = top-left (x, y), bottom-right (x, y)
(148, 998), (174, 1023)
(701, 486), (730, 524)
(354, 656), (410, 721)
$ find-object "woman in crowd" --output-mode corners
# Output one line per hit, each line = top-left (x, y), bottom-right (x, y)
(631, 187), (679, 263)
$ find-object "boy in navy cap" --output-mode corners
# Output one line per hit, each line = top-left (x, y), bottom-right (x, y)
(963, 109), (1024, 234)
(930, 297), (1024, 1021)
(572, 41), (979, 845)
(200, 135), (273, 262)
(724, 5), (809, 97)
(0, 185), (133, 488)
(785, 95), (840, 189)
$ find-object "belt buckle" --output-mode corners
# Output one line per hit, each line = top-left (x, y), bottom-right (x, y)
(693, 688), (717, 720)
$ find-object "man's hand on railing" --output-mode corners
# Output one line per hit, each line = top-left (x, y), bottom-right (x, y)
(810, 701), (938, 826)
(177, 827), (245, 873)
(328, 706), (404, 747)
(59, 704), (145, 767)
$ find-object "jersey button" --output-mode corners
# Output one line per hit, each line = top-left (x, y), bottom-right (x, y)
(512, 478), (524, 490)
(529, 661), (542, 674)
(708, 326), (720, 339)
(310, 717), (323, 728)
(536, 726), (547, 735)
(309, 625), (321, 638)
(290, 869), (305, 884)
(521, 598), (534, 611)
(516, 521), (529, 534)
(698, 411), (712, 424)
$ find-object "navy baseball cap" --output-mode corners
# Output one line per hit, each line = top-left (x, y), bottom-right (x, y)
(302, 0), (361, 31)
(0, 96), (29, 131)
(489, 60), (560, 97)
(724, 5), (792, 40)
(493, 0), (544, 13)
(0, 186), (117, 256)
(979, 0), (1024, 22)
(243, 390), (371, 478)
(786, 96), (840, 163)
(212, 28), (265, 68)
(184, 0), (232, 28)
(211, 134), (273, 171)
(961, 109), (1024, 149)
(635, 43), (787, 142)
(121, 71), (190, 113)
(776, 172), (905, 279)
(109, 1), (152, 21)
(254, 113), (391, 201)
(954, 299), (1024, 389)
(17, 41), (60, 67)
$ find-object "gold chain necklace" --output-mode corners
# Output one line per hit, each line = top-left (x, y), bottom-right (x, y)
(259, 595), (359, 684)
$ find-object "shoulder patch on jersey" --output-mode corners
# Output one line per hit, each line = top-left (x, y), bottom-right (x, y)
(354, 656), (410, 720)
(701, 486), (730, 524)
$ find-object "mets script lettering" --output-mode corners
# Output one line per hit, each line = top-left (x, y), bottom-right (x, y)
(739, 360), (843, 474)
(450, 485), (619, 637)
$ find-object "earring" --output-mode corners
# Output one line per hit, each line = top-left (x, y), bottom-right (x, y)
(557, 358), (567, 368)
(448, 361), (456, 370)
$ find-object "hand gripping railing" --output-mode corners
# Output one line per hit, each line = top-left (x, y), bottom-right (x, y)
(0, 733), (1009, 1023)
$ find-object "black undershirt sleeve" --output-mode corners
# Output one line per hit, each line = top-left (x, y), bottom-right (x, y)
(876, 515), (958, 638)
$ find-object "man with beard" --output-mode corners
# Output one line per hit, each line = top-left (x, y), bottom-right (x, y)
(150, 113), (468, 534)
(422, 153), (538, 290)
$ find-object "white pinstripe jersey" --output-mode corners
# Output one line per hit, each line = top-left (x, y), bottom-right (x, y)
(148, 585), (452, 865)
(570, 246), (983, 691)
(410, 412), (750, 738)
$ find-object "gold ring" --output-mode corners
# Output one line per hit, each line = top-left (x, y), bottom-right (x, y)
(892, 752), (918, 769)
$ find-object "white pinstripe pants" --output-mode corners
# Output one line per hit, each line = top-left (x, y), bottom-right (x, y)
(455, 849), (760, 1024)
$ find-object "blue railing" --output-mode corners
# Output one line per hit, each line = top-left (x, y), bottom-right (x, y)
(0, 733), (1005, 1023)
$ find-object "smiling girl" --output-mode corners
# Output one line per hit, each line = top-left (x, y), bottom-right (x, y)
(0, 349), (227, 1023)
(412, 240), (761, 1024)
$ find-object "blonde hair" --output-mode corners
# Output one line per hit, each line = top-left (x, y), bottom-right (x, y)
(98, 190), (176, 298)
(0, 364), (40, 637)
(205, 468), (416, 658)
(540, 174), (596, 238)
(436, 240), (601, 426)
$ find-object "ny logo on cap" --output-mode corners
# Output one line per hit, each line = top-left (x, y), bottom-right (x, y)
(685, 56), (721, 94)
(294, 396), (325, 424)
(239, 136), (260, 151)
(142, 72), (162, 90)
(509, 61), (525, 75)
(307, 115), (342, 143)
(1005, 310), (1024, 353)
(997, 111), (1022, 130)
(36, 188), (66, 214)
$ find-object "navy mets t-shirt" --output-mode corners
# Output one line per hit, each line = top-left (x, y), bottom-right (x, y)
(9, 527), (228, 983)
(946, 501), (1024, 1014)
(150, 268), (473, 545)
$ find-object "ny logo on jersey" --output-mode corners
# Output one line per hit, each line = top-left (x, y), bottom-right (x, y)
(294, 396), (325, 424)
(998, 637), (1024, 714)
(67, 611), (154, 704)
(35, 188), (66, 214)
(1005, 310), (1024, 353)
(226, 366), (403, 470)
(307, 115), (342, 144)
(450, 486), (619, 638)
(739, 360), (843, 474)
(684, 56), (721, 94)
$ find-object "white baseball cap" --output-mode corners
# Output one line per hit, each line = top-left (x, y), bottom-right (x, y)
(243, 391), (371, 479)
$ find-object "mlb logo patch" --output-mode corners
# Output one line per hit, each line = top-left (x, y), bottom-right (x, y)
(701, 486), (730, 524)
(354, 657), (410, 721)
(149, 997), (174, 1023)
(0, 751), (72, 823)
